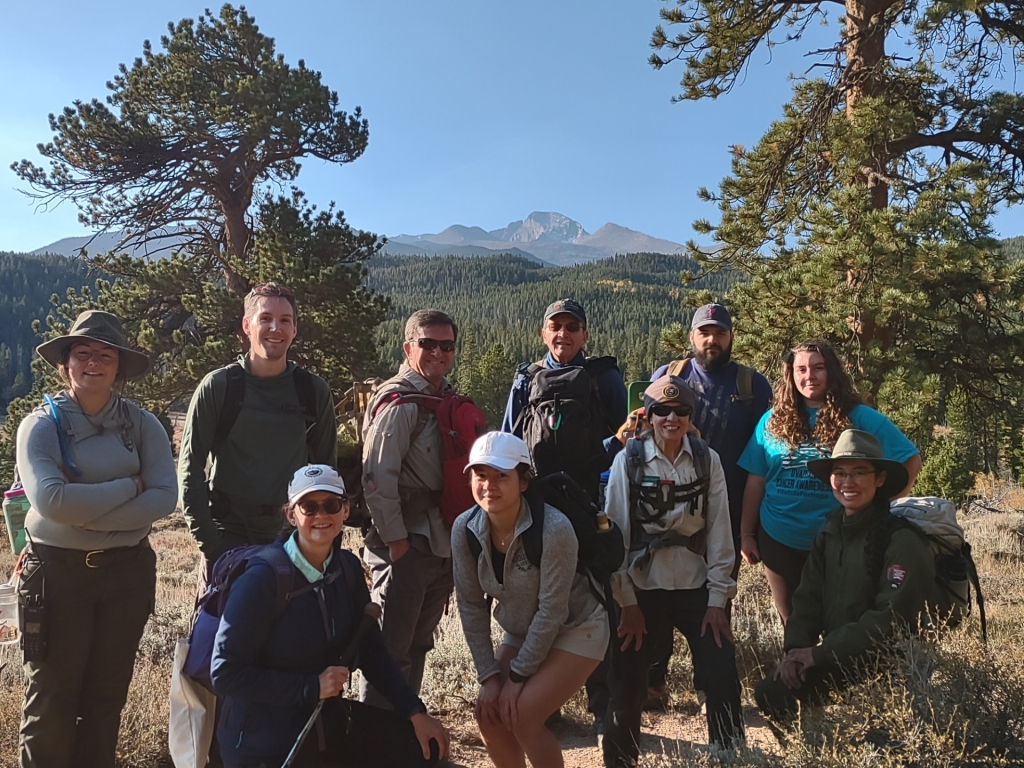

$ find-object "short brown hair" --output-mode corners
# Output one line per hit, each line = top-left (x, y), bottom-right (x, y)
(404, 309), (458, 342)
(244, 283), (299, 321)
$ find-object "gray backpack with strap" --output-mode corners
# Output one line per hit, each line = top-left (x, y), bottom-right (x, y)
(623, 433), (711, 570)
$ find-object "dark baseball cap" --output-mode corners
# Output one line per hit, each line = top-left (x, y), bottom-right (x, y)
(690, 303), (732, 331)
(543, 299), (587, 325)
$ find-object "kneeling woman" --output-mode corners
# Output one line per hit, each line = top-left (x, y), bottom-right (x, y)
(452, 432), (609, 768)
(755, 430), (938, 724)
(211, 465), (449, 768)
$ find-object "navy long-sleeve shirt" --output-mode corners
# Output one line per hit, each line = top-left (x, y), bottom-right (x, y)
(211, 543), (421, 763)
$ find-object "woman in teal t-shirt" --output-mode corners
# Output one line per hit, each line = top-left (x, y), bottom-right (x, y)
(737, 340), (920, 623)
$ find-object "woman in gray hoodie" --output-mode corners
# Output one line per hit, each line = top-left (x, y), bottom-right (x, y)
(14, 310), (177, 768)
(452, 431), (608, 768)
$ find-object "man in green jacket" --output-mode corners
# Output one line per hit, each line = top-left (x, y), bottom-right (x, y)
(754, 429), (936, 724)
(178, 283), (337, 586)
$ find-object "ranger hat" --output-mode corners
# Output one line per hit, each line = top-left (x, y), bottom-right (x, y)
(543, 299), (587, 326)
(643, 374), (697, 412)
(36, 310), (150, 379)
(465, 431), (532, 472)
(288, 464), (348, 503)
(690, 303), (732, 331)
(806, 429), (909, 499)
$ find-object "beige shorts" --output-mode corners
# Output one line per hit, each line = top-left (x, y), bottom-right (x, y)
(501, 603), (610, 661)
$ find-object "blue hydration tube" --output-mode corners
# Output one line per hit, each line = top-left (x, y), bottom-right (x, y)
(43, 394), (82, 478)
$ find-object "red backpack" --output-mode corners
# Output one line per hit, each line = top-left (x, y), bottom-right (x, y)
(371, 389), (487, 525)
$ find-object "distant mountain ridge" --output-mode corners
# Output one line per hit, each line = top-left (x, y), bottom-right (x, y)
(30, 211), (687, 266)
(387, 211), (685, 265)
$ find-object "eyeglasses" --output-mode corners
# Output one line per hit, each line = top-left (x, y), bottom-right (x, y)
(294, 497), (348, 516)
(830, 469), (876, 482)
(409, 338), (456, 353)
(71, 347), (119, 365)
(546, 321), (583, 333)
(649, 404), (693, 418)
(248, 283), (294, 299)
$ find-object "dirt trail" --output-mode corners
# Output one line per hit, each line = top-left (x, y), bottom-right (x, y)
(442, 706), (780, 767)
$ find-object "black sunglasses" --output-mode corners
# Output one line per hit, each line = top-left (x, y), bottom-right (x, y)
(295, 497), (348, 516)
(649, 404), (693, 418)
(410, 338), (456, 353)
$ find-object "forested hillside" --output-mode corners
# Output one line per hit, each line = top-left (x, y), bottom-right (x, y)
(0, 252), (92, 408)
(367, 251), (738, 380)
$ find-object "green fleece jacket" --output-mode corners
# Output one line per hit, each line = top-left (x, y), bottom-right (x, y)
(178, 357), (336, 553)
(785, 504), (938, 668)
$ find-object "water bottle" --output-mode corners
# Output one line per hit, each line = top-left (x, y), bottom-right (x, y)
(0, 583), (18, 645)
(3, 483), (30, 555)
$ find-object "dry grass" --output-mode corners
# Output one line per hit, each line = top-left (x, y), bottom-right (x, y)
(0, 492), (1021, 767)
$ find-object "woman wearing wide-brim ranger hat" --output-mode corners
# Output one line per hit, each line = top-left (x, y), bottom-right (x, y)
(14, 309), (177, 768)
(754, 429), (941, 727)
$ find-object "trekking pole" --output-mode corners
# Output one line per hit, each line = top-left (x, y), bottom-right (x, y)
(281, 602), (383, 768)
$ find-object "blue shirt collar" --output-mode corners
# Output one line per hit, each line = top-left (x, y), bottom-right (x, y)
(283, 530), (333, 583)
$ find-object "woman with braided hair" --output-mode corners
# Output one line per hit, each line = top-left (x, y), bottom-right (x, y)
(754, 429), (941, 724)
(737, 340), (921, 621)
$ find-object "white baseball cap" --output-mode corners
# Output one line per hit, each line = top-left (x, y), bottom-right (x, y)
(287, 464), (347, 504)
(464, 431), (532, 472)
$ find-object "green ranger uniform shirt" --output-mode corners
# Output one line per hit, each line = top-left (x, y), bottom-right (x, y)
(785, 504), (939, 669)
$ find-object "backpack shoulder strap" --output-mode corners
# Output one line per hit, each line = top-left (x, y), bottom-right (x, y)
(212, 363), (246, 452)
(625, 436), (646, 489)
(583, 355), (619, 377)
(464, 507), (484, 561)
(666, 358), (691, 378)
(522, 486), (546, 569)
(250, 544), (297, 618)
(291, 366), (319, 458)
(733, 364), (755, 403)
(689, 435), (711, 479)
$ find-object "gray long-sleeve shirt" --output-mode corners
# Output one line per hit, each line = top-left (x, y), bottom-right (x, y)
(16, 392), (177, 550)
(451, 497), (601, 680)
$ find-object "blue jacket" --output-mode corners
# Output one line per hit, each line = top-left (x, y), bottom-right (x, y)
(502, 349), (628, 458)
(211, 543), (421, 763)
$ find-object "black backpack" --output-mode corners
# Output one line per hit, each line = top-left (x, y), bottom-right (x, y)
(211, 362), (319, 456)
(513, 356), (620, 501)
(464, 472), (624, 619)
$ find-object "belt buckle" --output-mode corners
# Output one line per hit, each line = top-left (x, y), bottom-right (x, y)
(84, 550), (105, 568)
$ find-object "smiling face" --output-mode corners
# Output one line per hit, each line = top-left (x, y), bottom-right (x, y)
(792, 350), (829, 406)
(689, 325), (733, 372)
(242, 295), (297, 364)
(829, 458), (886, 515)
(541, 313), (589, 365)
(650, 402), (692, 445)
(286, 490), (349, 548)
(469, 464), (528, 518)
(403, 323), (456, 388)
(65, 341), (120, 398)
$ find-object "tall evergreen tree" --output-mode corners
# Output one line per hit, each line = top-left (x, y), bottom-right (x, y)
(650, 0), (1024, 441)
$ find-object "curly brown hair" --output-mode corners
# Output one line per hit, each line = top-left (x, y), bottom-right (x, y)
(766, 340), (862, 451)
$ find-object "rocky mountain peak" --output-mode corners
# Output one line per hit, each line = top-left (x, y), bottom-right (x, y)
(499, 212), (588, 244)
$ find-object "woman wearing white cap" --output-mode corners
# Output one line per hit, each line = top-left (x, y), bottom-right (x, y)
(452, 431), (609, 768)
(210, 464), (449, 768)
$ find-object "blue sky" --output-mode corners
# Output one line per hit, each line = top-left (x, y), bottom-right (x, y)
(1, 0), (1021, 253)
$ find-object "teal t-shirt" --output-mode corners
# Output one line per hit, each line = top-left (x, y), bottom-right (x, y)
(737, 404), (919, 550)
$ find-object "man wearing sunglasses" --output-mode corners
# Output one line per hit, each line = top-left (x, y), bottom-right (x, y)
(603, 376), (743, 764)
(179, 282), (338, 589)
(359, 309), (460, 709)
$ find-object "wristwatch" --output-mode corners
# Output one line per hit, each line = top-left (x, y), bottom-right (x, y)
(508, 669), (530, 684)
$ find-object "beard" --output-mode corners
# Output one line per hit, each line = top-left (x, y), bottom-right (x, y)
(694, 343), (732, 373)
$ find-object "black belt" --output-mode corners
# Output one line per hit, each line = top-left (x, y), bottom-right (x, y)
(32, 540), (148, 568)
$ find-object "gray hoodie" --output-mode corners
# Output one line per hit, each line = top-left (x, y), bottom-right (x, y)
(452, 497), (602, 681)
(16, 392), (177, 550)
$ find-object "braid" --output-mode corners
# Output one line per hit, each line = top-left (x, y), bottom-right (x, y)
(862, 496), (916, 605)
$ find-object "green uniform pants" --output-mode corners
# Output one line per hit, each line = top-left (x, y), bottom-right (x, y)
(18, 541), (156, 768)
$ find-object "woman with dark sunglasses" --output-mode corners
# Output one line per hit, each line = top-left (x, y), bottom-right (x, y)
(737, 340), (921, 623)
(210, 464), (449, 768)
(602, 376), (744, 766)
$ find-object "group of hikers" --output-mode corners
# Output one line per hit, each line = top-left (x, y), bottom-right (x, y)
(9, 281), (960, 768)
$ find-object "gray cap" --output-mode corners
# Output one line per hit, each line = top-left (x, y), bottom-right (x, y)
(690, 303), (732, 331)
(543, 299), (587, 325)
